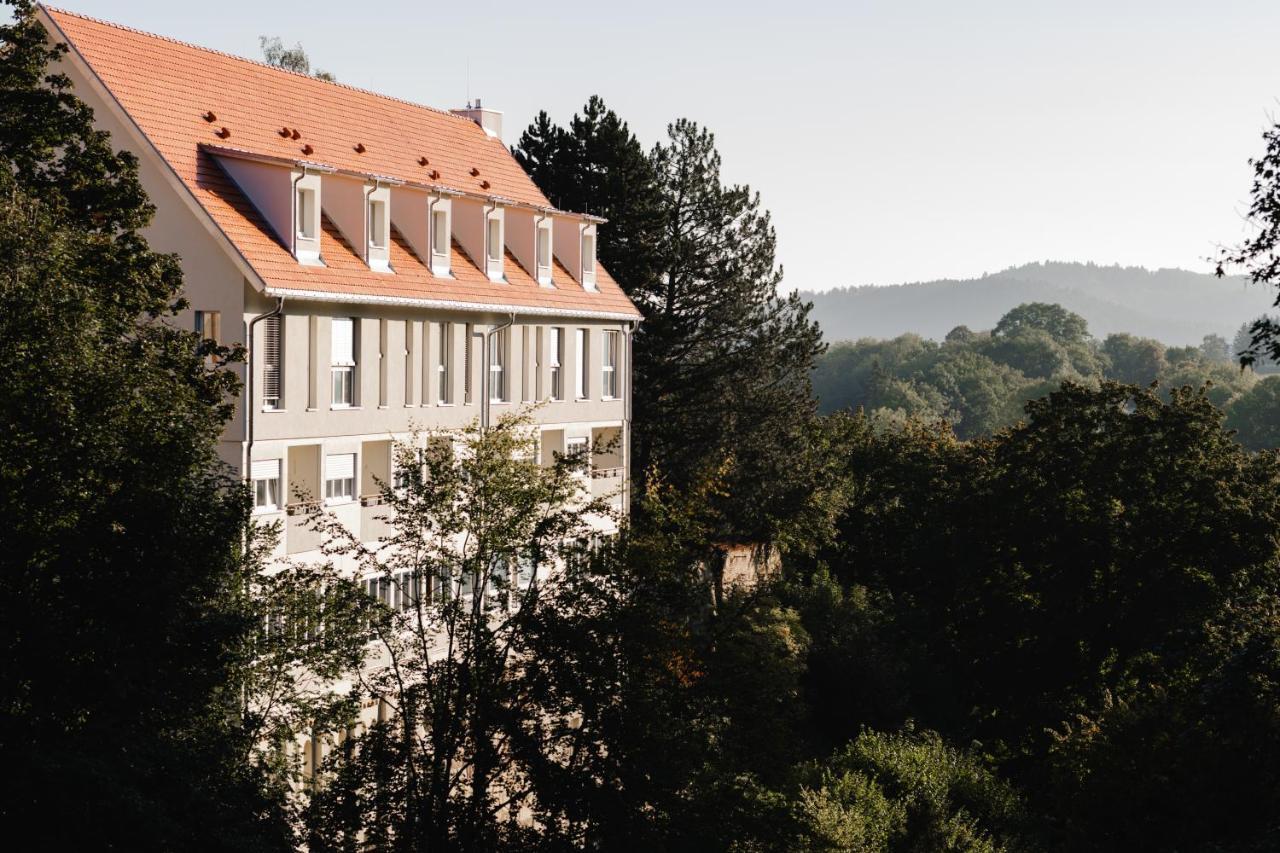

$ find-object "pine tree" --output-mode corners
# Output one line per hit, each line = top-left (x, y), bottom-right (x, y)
(514, 104), (829, 545)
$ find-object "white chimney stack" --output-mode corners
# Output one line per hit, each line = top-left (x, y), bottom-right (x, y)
(451, 98), (503, 141)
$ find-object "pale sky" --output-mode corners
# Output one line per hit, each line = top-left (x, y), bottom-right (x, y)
(29, 1), (1280, 291)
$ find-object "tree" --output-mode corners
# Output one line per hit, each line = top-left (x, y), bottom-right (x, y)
(512, 97), (664, 294)
(514, 104), (828, 546)
(1226, 376), (1280, 450)
(1101, 332), (1167, 384)
(1200, 333), (1232, 364)
(1216, 119), (1280, 368)
(805, 381), (1280, 849)
(259, 35), (335, 82)
(992, 302), (1090, 347)
(300, 414), (619, 850)
(792, 729), (1035, 852)
(0, 2), (291, 847)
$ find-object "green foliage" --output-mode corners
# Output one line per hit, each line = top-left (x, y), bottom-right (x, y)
(259, 35), (335, 81)
(814, 301), (1279, 447)
(514, 100), (829, 547)
(1225, 376), (1280, 450)
(793, 730), (1032, 852)
(0, 2), (290, 846)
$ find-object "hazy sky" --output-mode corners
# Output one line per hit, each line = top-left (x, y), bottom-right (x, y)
(29, 1), (1280, 291)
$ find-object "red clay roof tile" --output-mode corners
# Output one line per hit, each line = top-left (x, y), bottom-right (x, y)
(42, 7), (639, 320)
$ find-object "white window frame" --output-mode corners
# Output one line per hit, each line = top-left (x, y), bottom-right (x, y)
(488, 327), (508, 403)
(437, 323), (452, 404)
(368, 198), (388, 249)
(575, 328), (589, 400)
(296, 187), (317, 240)
(549, 327), (564, 401)
(251, 459), (282, 513)
(602, 329), (619, 400)
(536, 222), (553, 285)
(429, 202), (451, 277)
(581, 230), (597, 290)
(331, 317), (356, 409)
(324, 453), (356, 505)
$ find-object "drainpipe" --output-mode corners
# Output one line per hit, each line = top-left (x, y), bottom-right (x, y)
(245, 296), (285, 481)
(623, 320), (636, 516)
(481, 312), (516, 431)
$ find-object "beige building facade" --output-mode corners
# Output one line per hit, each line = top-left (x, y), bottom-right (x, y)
(40, 7), (640, 562)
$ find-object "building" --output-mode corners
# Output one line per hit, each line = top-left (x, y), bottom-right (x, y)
(37, 7), (640, 564)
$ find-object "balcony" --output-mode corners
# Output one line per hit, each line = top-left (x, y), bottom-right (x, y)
(360, 494), (396, 543)
(285, 500), (323, 555)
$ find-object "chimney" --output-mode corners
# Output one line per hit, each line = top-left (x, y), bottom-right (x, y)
(451, 97), (503, 141)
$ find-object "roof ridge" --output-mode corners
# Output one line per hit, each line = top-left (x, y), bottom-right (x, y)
(39, 4), (476, 127)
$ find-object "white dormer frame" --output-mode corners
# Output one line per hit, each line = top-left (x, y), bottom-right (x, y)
(293, 173), (323, 265)
(484, 206), (505, 282)
(552, 216), (598, 290)
(580, 225), (597, 290)
(364, 183), (392, 273)
(536, 215), (554, 286)
(429, 196), (452, 277)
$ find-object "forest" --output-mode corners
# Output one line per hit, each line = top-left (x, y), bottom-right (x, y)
(5, 1), (1280, 849)
(812, 303), (1280, 449)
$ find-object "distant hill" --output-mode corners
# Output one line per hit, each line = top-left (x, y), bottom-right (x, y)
(800, 262), (1276, 346)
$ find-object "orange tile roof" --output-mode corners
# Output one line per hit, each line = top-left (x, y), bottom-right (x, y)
(41, 6), (640, 320)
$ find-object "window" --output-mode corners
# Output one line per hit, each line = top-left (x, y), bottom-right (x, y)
(536, 225), (552, 283)
(325, 453), (355, 503)
(549, 327), (564, 401)
(565, 436), (589, 476)
(368, 199), (387, 249)
(582, 233), (596, 274)
(489, 327), (507, 402)
(432, 210), (449, 259)
(262, 314), (282, 410)
(437, 323), (452, 404)
(487, 217), (502, 263)
(464, 324), (473, 404)
(194, 310), (221, 344)
(430, 206), (451, 275)
(404, 320), (415, 405)
(602, 330), (619, 399)
(252, 459), (281, 512)
(296, 188), (316, 239)
(575, 328), (588, 399)
(331, 318), (356, 407)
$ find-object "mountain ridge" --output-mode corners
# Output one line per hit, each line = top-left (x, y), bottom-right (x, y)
(800, 261), (1275, 346)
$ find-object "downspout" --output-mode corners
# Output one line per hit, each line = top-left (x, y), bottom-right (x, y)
(245, 296), (285, 480)
(481, 312), (516, 431)
(623, 320), (636, 516)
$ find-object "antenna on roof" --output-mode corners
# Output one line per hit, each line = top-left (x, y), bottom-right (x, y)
(466, 58), (470, 109)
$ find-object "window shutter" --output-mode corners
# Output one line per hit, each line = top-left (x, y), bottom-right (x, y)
(332, 318), (355, 366)
(263, 315), (282, 403)
(326, 453), (355, 480)
(251, 459), (281, 481)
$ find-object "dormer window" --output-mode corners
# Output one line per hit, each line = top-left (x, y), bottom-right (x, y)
(431, 208), (450, 273)
(368, 198), (387, 249)
(292, 174), (323, 265)
(364, 185), (392, 272)
(484, 212), (504, 281)
(536, 222), (553, 286)
(297, 188), (316, 240)
(581, 231), (597, 290)
(487, 218), (502, 262)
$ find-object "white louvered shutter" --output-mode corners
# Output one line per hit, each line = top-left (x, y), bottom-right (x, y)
(262, 315), (281, 406)
(331, 318), (355, 366)
(251, 459), (280, 481)
(326, 453), (355, 481)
